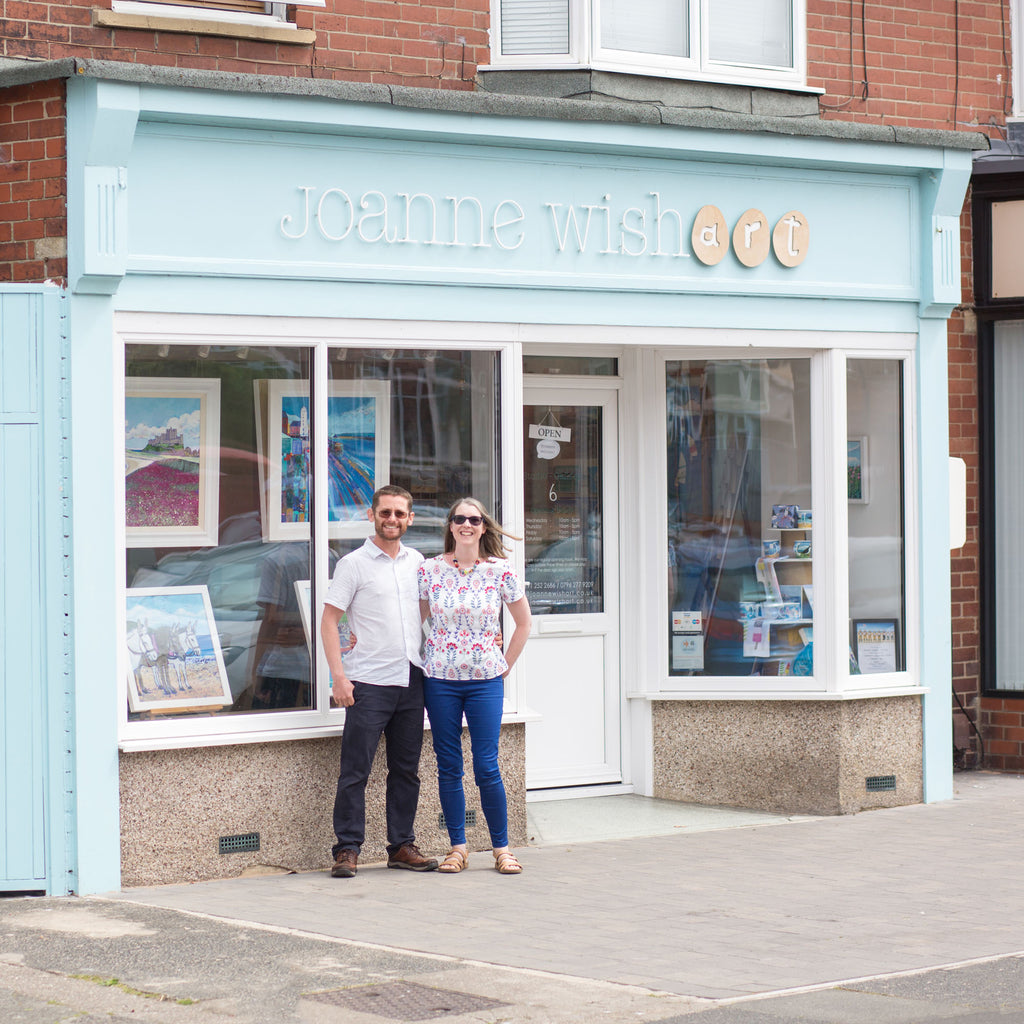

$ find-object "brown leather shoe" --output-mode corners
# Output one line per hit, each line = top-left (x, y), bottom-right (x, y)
(387, 843), (438, 871)
(331, 849), (358, 878)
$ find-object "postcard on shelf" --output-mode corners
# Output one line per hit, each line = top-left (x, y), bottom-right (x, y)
(770, 504), (799, 529)
(743, 619), (772, 658)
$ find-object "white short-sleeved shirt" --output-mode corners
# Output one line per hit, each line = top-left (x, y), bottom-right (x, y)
(323, 538), (424, 686)
(417, 556), (525, 680)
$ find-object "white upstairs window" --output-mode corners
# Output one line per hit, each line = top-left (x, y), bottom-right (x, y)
(491, 0), (805, 89)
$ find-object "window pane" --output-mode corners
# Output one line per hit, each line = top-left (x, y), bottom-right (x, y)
(600, 0), (688, 57)
(993, 324), (1024, 688)
(523, 403), (604, 614)
(667, 359), (812, 678)
(523, 355), (618, 376)
(126, 345), (313, 720)
(327, 348), (501, 566)
(847, 360), (905, 675)
(708, 0), (793, 68)
(501, 0), (570, 54)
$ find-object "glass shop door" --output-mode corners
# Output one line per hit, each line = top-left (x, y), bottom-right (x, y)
(521, 383), (621, 789)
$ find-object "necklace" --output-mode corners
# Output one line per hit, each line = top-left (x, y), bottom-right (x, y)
(452, 555), (480, 575)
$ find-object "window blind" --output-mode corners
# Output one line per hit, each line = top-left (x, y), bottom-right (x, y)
(600, 0), (687, 57)
(708, 0), (792, 67)
(500, 0), (570, 55)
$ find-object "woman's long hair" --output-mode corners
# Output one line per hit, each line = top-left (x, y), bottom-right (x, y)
(443, 497), (521, 559)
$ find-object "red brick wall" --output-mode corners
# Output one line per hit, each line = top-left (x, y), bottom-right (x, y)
(0, 79), (67, 284)
(0, 1), (1012, 112)
(809, 1), (1010, 132)
(0, 0), (489, 88)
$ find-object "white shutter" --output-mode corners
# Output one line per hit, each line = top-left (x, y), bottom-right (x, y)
(500, 0), (570, 55)
(708, 0), (792, 67)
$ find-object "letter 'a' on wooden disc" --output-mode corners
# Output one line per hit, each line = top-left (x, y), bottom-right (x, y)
(772, 210), (810, 267)
(691, 205), (729, 265)
(732, 208), (770, 267)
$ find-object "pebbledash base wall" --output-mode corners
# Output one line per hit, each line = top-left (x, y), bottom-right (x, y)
(652, 698), (923, 816)
(119, 729), (526, 886)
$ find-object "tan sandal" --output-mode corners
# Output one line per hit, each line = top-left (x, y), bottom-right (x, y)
(494, 851), (522, 874)
(438, 849), (468, 873)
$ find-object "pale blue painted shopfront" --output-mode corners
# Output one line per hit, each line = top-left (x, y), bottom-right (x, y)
(0, 62), (979, 894)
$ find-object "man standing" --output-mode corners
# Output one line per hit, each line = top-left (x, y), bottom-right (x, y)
(321, 485), (438, 877)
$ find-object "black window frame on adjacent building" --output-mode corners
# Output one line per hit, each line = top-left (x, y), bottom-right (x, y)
(972, 167), (1024, 698)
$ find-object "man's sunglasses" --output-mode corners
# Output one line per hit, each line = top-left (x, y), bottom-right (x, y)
(451, 514), (483, 526)
(376, 509), (410, 519)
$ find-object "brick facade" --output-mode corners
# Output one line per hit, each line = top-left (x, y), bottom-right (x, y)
(0, 1), (1007, 766)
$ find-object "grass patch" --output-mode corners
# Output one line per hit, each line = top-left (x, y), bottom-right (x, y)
(69, 975), (197, 1005)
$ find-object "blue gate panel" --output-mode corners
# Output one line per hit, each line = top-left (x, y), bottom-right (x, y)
(0, 290), (51, 891)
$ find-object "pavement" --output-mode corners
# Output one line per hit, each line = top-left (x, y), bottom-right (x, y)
(4, 771), (1024, 1023)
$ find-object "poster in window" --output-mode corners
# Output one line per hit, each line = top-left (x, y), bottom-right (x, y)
(125, 585), (232, 712)
(256, 380), (390, 541)
(848, 437), (868, 503)
(125, 378), (221, 548)
(852, 618), (899, 674)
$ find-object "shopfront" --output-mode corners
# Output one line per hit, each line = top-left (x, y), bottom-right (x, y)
(57, 65), (974, 893)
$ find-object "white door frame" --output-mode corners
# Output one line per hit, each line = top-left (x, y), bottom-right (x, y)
(522, 376), (622, 790)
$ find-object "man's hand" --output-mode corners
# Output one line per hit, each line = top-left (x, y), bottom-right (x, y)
(332, 676), (355, 707)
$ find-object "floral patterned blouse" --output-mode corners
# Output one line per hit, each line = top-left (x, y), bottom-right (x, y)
(417, 556), (525, 680)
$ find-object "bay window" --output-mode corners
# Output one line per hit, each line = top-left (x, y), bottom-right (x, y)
(494, 0), (803, 88)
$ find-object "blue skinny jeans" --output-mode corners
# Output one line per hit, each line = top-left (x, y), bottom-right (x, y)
(423, 675), (508, 848)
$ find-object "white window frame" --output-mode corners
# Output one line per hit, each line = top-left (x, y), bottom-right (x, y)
(485, 0), (809, 91)
(116, 313), (522, 751)
(645, 333), (920, 701)
(112, 0), (323, 28)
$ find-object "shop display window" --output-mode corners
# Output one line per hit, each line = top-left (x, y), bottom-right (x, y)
(847, 359), (906, 675)
(124, 343), (500, 723)
(666, 358), (812, 677)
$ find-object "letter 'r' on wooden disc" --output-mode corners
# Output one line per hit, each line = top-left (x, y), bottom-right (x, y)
(772, 210), (810, 267)
(691, 205), (729, 265)
(732, 209), (770, 267)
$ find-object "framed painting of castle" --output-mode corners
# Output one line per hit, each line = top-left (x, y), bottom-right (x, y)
(125, 378), (222, 548)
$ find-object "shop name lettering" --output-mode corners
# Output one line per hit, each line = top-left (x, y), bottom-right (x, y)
(279, 187), (809, 267)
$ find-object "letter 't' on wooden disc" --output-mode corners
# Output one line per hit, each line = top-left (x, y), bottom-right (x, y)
(772, 210), (810, 267)
(732, 209), (770, 267)
(691, 205), (728, 266)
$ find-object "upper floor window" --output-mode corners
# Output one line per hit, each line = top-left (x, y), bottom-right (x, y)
(112, 0), (323, 27)
(492, 0), (804, 87)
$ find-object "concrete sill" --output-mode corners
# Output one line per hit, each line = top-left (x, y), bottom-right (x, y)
(94, 9), (316, 44)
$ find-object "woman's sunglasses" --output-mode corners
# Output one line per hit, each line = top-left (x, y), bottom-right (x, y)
(451, 514), (483, 526)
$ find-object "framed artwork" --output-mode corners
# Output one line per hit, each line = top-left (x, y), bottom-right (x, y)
(125, 378), (221, 548)
(295, 579), (313, 650)
(294, 578), (351, 655)
(847, 437), (868, 503)
(256, 380), (390, 541)
(851, 618), (900, 674)
(125, 585), (232, 712)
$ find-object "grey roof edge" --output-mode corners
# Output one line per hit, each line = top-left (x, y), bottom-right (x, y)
(0, 56), (990, 151)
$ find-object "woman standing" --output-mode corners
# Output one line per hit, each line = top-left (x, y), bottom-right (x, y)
(418, 498), (532, 874)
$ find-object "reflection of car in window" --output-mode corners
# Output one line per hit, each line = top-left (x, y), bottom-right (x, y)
(131, 538), (293, 700)
(128, 503), (450, 702)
